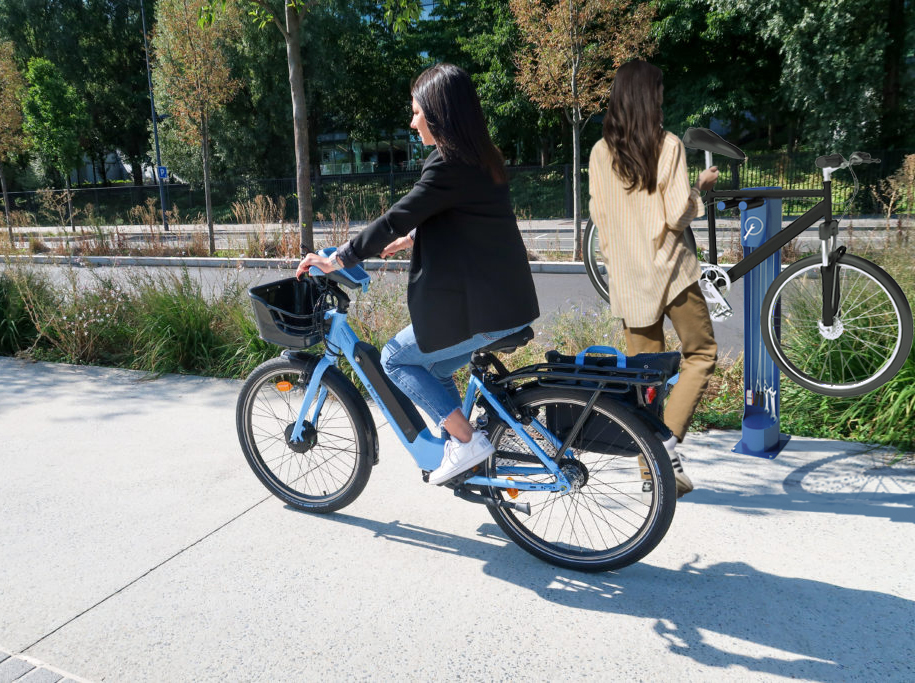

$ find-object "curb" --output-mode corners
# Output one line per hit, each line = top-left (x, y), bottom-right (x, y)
(3, 254), (590, 274)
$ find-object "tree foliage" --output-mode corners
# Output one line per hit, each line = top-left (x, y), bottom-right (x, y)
(712, 0), (914, 150)
(0, 0), (157, 185)
(154, 0), (241, 251)
(22, 57), (86, 180)
(511, 0), (655, 257)
(0, 40), (26, 164)
(154, 0), (240, 146)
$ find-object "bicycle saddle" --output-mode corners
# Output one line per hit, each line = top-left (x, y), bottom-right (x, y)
(479, 326), (534, 354)
(682, 127), (746, 161)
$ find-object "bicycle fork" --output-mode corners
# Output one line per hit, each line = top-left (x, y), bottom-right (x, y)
(819, 220), (844, 329)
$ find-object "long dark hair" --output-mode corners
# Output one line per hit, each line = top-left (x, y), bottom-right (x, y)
(411, 63), (507, 184)
(601, 60), (666, 194)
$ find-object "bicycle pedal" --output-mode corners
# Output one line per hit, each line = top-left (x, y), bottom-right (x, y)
(699, 281), (733, 321)
(710, 303), (733, 322)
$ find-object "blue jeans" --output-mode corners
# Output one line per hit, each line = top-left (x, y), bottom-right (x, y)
(380, 323), (530, 426)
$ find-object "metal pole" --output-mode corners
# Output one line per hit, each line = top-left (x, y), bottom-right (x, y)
(139, 0), (168, 231)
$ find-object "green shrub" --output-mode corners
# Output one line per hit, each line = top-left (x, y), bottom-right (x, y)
(130, 269), (240, 376)
(0, 268), (45, 354)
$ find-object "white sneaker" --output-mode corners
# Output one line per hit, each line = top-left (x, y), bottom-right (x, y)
(428, 431), (495, 485)
(662, 435), (694, 498)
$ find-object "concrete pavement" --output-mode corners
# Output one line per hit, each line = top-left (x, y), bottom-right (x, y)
(1, 357), (913, 682)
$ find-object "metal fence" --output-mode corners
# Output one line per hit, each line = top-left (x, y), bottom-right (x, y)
(3, 148), (911, 227)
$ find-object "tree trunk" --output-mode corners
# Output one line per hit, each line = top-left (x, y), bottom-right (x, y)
(65, 175), (75, 231)
(131, 160), (144, 186)
(571, 108), (582, 261)
(284, 7), (314, 255)
(97, 152), (110, 186)
(0, 163), (13, 244)
(202, 113), (215, 256)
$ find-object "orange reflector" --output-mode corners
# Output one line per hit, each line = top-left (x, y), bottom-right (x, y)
(506, 477), (519, 499)
(646, 386), (657, 403)
(275, 381), (293, 392)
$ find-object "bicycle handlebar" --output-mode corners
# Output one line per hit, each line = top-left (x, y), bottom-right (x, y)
(306, 247), (371, 292)
(816, 151), (881, 170)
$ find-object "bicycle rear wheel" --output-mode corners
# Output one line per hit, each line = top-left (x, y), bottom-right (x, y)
(761, 253), (913, 397)
(583, 218), (610, 303)
(483, 386), (676, 572)
(236, 357), (375, 512)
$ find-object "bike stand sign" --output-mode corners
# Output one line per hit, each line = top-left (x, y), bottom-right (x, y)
(728, 189), (790, 459)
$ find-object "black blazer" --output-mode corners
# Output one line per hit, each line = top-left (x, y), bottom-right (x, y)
(337, 149), (539, 352)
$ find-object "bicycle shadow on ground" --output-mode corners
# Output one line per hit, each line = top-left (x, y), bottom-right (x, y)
(310, 510), (913, 681)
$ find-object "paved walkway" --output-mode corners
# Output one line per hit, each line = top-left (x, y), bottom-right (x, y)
(1, 358), (913, 682)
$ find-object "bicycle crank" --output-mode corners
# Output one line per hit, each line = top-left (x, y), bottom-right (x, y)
(699, 264), (733, 321)
(452, 485), (531, 515)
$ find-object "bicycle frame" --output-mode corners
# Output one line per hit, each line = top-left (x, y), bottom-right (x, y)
(705, 183), (832, 281)
(286, 298), (573, 495)
(704, 170), (845, 326)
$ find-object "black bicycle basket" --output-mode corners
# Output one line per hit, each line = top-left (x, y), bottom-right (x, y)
(248, 277), (331, 348)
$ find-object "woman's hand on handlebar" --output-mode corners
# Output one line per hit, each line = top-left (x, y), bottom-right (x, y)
(295, 252), (338, 280)
(380, 235), (413, 258)
(695, 166), (719, 192)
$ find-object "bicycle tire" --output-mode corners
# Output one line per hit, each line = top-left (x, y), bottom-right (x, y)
(583, 218), (610, 303)
(237, 356), (375, 512)
(761, 253), (913, 397)
(482, 386), (676, 572)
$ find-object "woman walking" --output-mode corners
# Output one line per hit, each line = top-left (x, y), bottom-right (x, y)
(588, 59), (719, 497)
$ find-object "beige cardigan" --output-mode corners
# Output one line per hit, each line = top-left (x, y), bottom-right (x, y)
(588, 132), (703, 327)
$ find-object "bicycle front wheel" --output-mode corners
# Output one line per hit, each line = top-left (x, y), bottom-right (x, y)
(761, 253), (913, 397)
(583, 218), (610, 303)
(483, 386), (676, 572)
(236, 357), (375, 512)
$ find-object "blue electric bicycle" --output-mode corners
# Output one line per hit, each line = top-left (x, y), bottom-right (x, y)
(236, 250), (679, 571)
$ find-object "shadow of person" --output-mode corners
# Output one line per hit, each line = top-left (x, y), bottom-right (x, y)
(315, 511), (914, 681)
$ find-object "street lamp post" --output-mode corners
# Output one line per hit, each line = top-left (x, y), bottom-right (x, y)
(139, 0), (168, 231)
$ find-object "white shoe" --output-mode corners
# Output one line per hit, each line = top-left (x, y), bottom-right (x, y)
(662, 435), (694, 498)
(428, 431), (495, 485)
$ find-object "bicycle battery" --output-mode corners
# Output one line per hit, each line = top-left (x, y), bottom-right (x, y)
(353, 342), (426, 443)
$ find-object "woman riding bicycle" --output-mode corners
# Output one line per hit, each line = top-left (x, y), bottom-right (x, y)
(297, 63), (539, 486)
(588, 59), (719, 497)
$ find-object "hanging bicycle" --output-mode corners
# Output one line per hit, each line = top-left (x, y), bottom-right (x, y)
(583, 128), (913, 397)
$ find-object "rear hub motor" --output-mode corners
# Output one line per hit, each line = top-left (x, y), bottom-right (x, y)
(559, 458), (589, 493)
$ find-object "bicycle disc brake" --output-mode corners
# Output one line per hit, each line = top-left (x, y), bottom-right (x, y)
(699, 264), (733, 321)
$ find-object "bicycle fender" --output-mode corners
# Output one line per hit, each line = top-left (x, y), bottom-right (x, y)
(281, 350), (380, 465)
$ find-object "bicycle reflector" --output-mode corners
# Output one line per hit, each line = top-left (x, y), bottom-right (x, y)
(275, 381), (293, 392)
(645, 387), (657, 404)
(506, 477), (519, 499)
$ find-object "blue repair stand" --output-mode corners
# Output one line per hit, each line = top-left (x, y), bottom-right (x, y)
(727, 189), (790, 458)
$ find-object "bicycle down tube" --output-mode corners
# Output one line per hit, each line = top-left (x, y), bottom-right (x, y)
(297, 306), (573, 495)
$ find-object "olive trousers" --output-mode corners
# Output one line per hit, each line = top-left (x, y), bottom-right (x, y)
(623, 282), (718, 441)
